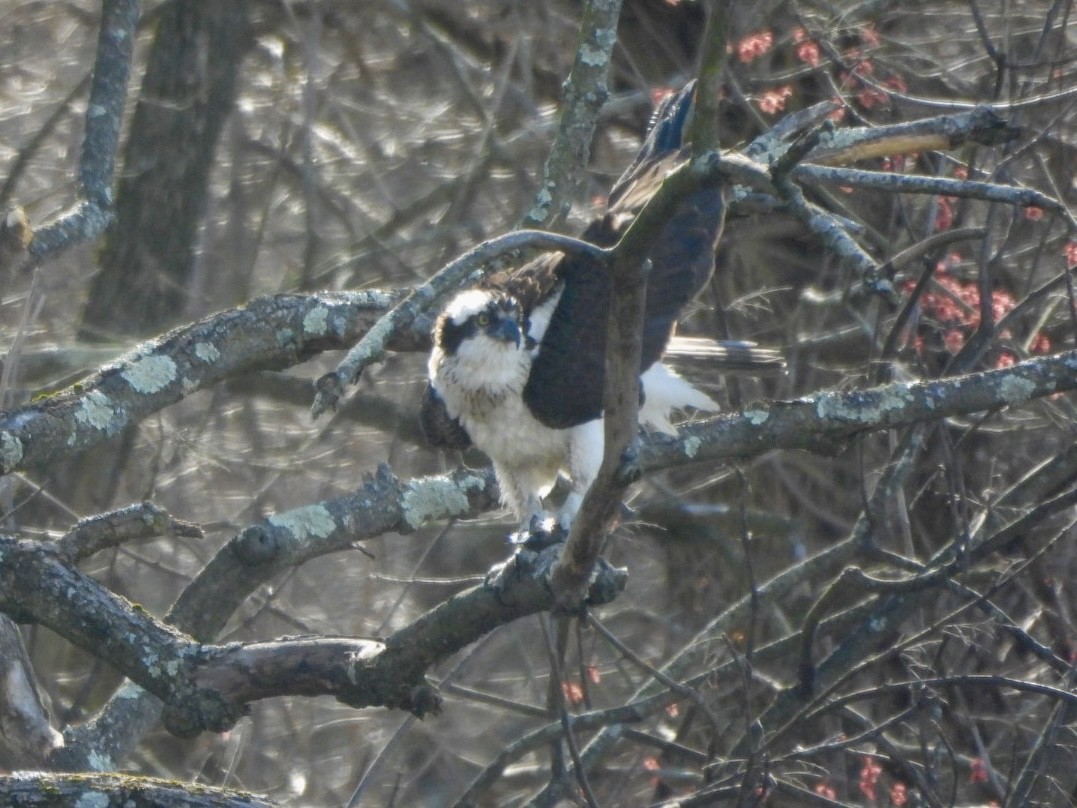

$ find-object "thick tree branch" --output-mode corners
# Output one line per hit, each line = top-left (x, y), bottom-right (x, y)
(0, 772), (277, 808)
(795, 164), (1076, 228)
(803, 105), (1019, 166)
(641, 349), (1077, 472)
(0, 291), (409, 475)
(0, 533), (624, 739)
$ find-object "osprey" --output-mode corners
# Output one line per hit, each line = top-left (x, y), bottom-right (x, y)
(422, 83), (781, 534)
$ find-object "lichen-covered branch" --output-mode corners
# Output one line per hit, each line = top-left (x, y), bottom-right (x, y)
(0, 772), (278, 808)
(53, 464), (498, 766)
(641, 349), (1077, 472)
(0, 529), (624, 740)
(795, 163), (1076, 228)
(0, 290), (407, 475)
(57, 501), (203, 562)
(803, 105), (1019, 166)
(521, 0), (623, 229)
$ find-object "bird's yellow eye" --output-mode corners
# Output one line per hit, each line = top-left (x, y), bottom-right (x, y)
(476, 312), (490, 326)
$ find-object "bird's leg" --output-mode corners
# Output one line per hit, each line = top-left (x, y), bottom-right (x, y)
(494, 465), (559, 548)
(558, 419), (605, 532)
(556, 491), (584, 533)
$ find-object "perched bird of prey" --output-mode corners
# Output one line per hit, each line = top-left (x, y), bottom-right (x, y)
(422, 83), (781, 535)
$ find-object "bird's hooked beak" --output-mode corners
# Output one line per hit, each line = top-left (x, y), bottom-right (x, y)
(487, 315), (521, 347)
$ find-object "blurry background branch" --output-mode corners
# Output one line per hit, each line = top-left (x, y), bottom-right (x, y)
(21, 0), (138, 267)
(521, 0), (623, 229)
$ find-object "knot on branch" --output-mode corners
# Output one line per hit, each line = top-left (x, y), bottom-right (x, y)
(162, 687), (246, 738)
(614, 443), (642, 486)
(552, 557), (629, 615)
(963, 106), (1021, 146)
(311, 371), (345, 418)
(407, 684), (443, 718)
(231, 526), (280, 565)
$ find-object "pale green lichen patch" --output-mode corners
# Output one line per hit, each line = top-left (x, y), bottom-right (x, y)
(580, 43), (610, 66)
(122, 354), (177, 393)
(999, 374), (1036, 404)
(269, 504), (337, 543)
(114, 681), (142, 700)
(816, 125), (868, 155)
(816, 387), (912, 422)
(303, 305), (330, 336)
(74, 791), (110, 808)
(744, 408), (769, 425)
(526, 186), (554, 222)
(194, 341), (220, 362)
(75, 390), (116, 431)
(142, 649), (161, 677)
(0, 431), (23, 468)
(86, 750), (115, 773)
(402, 474), (480, 530)
(683, 435), (702, 459)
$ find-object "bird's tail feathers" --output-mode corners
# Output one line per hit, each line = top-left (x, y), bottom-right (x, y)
(666, 336), (786, 372)
(643, 79), (697, 155)
(639, 362), (719, 435)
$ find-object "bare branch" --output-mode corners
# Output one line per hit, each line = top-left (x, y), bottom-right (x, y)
(0, 533), (625, 738)
(57, 501), (203, 563)
(24, 0), (139, 267)
(521, 0), (623, 229)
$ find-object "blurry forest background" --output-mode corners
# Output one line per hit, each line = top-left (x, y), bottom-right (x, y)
(1, 0), (1076, 806)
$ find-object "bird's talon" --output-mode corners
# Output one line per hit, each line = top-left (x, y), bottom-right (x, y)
(507, 517), (565, 552)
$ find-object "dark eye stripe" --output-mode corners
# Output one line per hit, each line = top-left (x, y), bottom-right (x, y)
(438, 317), (478, 353)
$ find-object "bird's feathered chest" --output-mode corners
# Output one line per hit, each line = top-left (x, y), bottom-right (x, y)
(428, 341), (570, 467)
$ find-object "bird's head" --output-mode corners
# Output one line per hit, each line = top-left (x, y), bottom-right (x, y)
(434, 289), (525, 355)
(430, 289), (532, 390)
